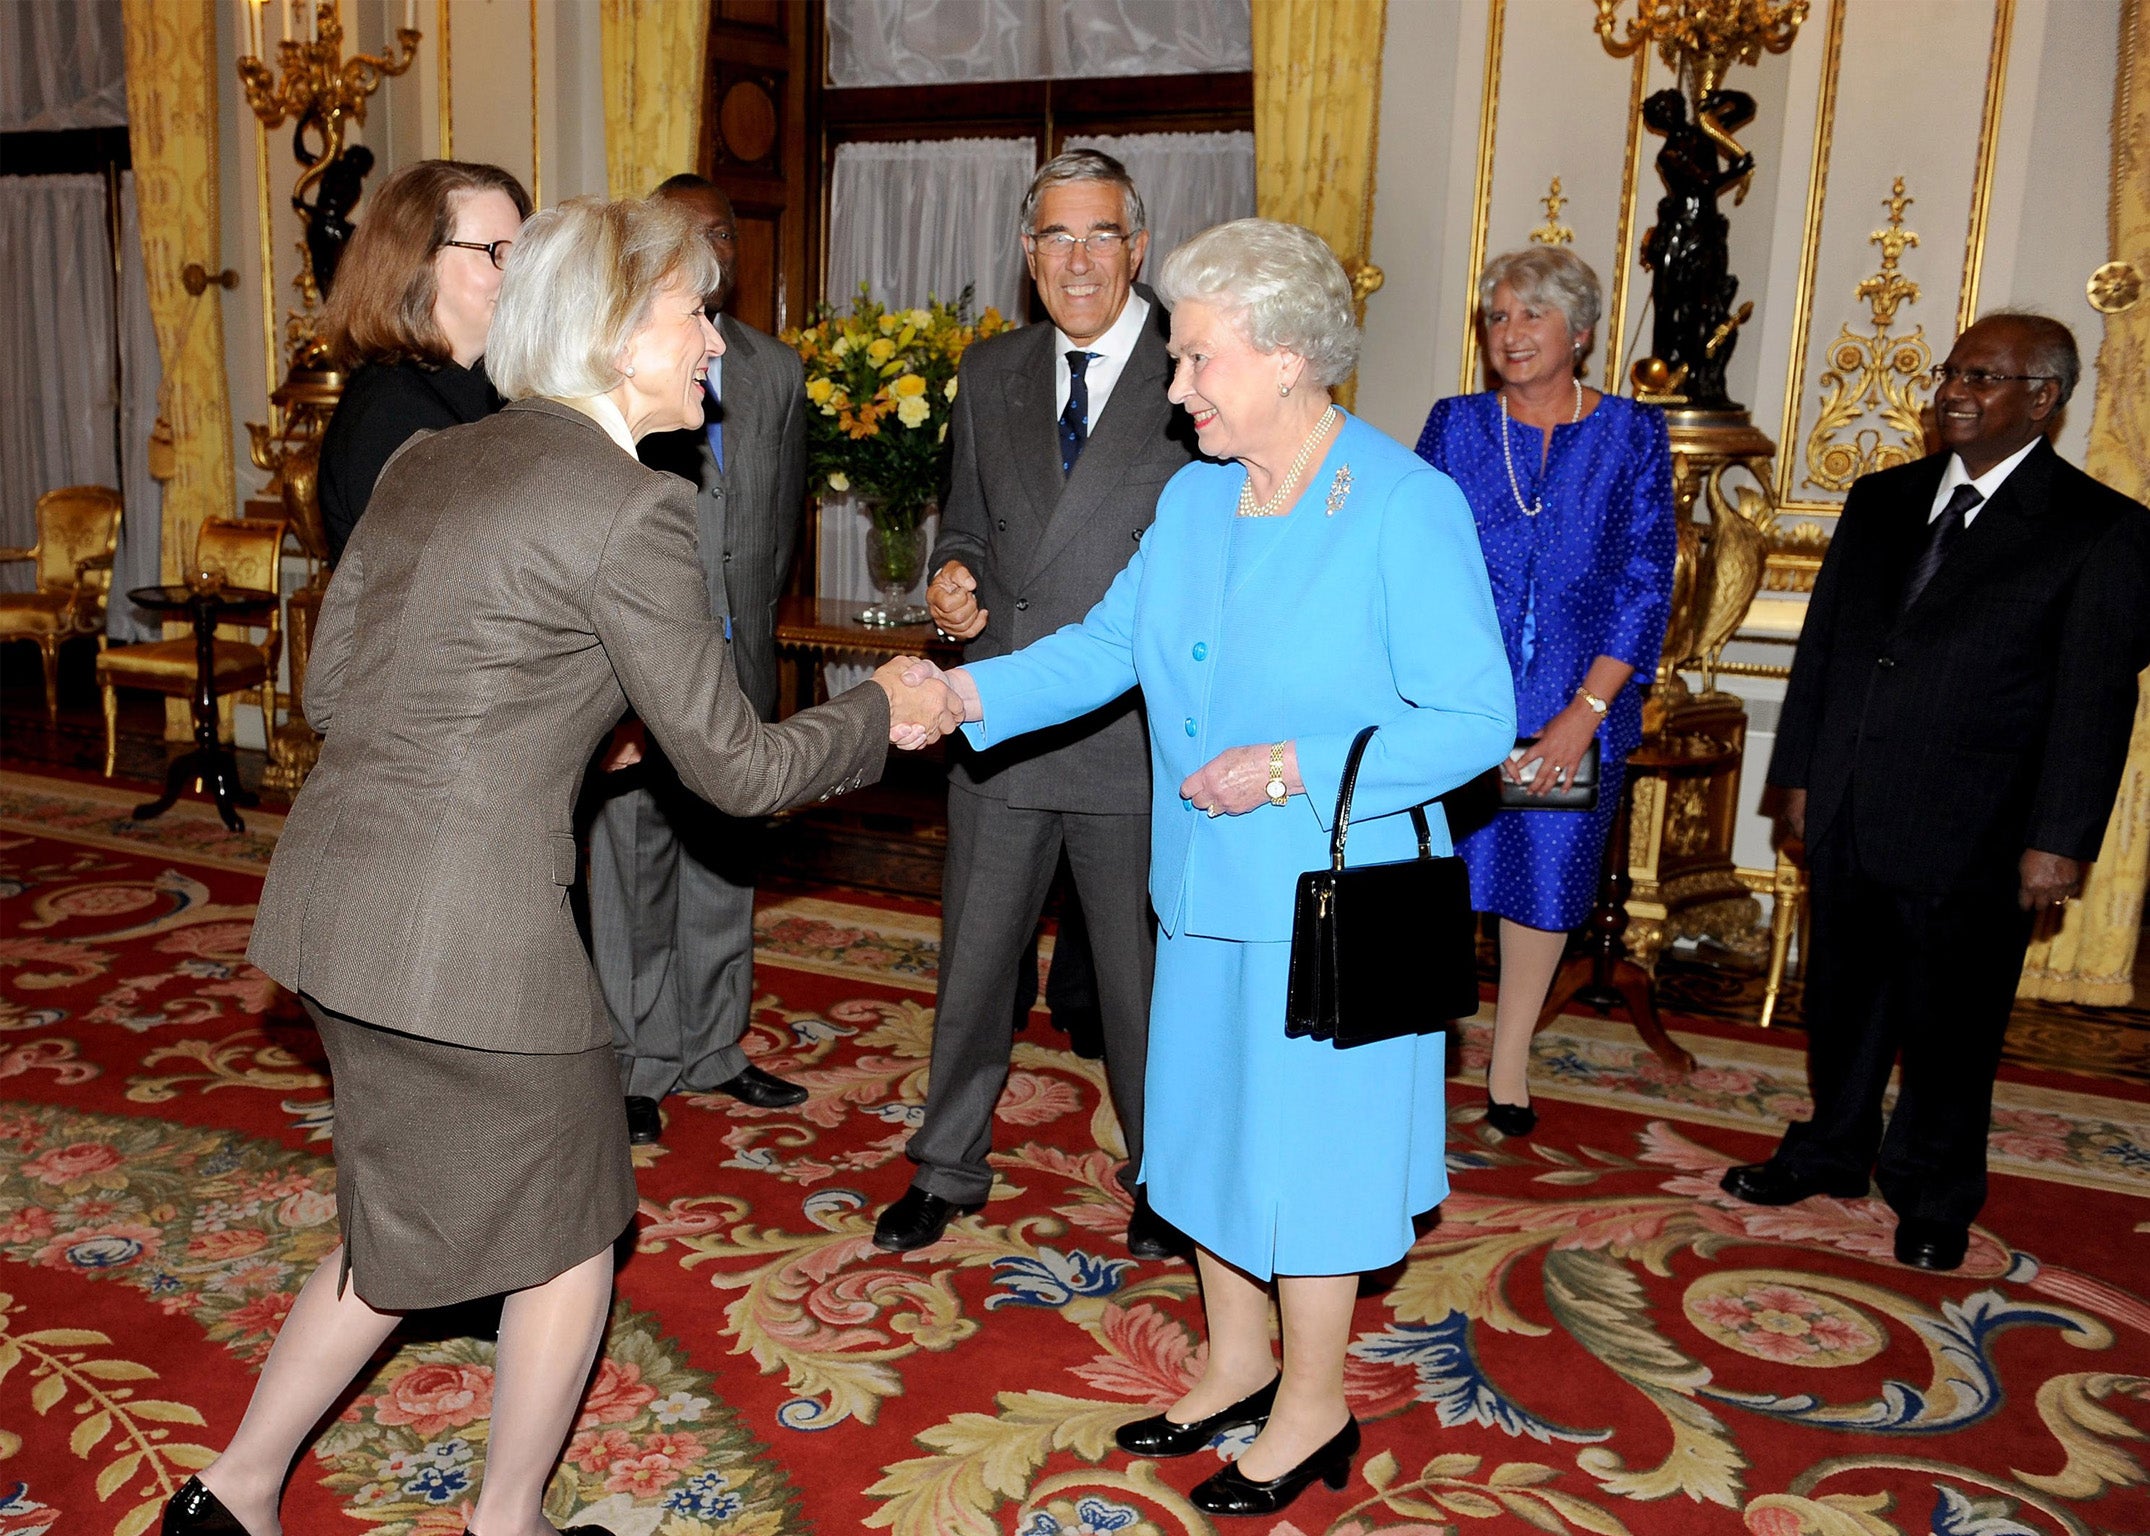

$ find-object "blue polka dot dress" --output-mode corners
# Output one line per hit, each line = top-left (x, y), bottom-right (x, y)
(1415, 392), (1677, 931)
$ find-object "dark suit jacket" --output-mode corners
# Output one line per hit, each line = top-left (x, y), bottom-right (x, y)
(1768, 439), (2150, 891)
(318, 357), (499, 564)
(637, 314), (807, 721)
(247, 399), (889, 1054)
(931, 293), (1199, 812)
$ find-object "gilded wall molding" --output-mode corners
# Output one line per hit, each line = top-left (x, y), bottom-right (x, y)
(1603, 50), (1650, 393)
(1457, 0), (1507, 395)
(1802, 177), (1933, 495)
(1769, 0), (1846, 515)
(1530, 176), (1574, 245)
(1956, 0), (2015, 332)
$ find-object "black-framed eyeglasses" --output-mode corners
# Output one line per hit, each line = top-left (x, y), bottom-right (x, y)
(440, 238), (514, 270)
(1027, 231), (1131, 257)
(1928, 364), (2056, 388)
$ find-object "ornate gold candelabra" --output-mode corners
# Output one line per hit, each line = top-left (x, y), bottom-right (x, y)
(1594, 0), (1807, 105)
(236, 1), (419, 789)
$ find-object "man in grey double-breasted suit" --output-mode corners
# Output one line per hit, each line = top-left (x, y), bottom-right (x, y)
(586, 175), (812, 1140)
(873, 150), (1199, 1257)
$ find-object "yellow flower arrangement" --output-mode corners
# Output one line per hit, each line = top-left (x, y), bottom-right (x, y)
(782, 285), (1010, 529)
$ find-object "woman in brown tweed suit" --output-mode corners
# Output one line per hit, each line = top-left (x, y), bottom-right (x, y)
(165, 199), (959, 1536)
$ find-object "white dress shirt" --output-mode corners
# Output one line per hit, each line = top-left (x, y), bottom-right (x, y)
(1053, 291), (1152, 429)
(1930, 437), (2039, 527)
(563, 392), (637, 458)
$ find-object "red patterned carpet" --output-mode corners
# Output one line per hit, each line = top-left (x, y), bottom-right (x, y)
(4, 767), (2150, 1536)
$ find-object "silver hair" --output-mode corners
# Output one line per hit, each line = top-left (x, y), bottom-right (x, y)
(485, 196), (721, 401)
(1019, 148), (1146, 235)
(1156, 218), (1361, 387)
(1977, 308), (2081, 410)
(1477, 246), (1604, 343)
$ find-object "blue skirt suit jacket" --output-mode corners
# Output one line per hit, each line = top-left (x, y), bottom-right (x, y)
(961, 412), (1515, 1276)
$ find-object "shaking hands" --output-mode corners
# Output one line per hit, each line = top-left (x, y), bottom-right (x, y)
(873, 655), (969, 750)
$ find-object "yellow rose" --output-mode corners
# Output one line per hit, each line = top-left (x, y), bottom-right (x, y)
(896, 396), (931, 429)
(867, 337), (896, 365)
(805, 377), (834, 404)
(827, 471), (850, 492)
(891, 373), (928, 398)
(909, 308), (931, 329)
(878, 313), (899, 335)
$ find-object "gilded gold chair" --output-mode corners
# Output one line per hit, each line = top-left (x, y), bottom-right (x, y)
(1757, 841), (1809, 1031)
(96, 517), (287, 777)
(0, 485), (123, 720)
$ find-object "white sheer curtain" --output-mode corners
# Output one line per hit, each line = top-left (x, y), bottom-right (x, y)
(1068, 131), (1255, 273)
(827, 0), (1251, 87)
(0, 0), (129, 131)
(0, 174), (162, 636)
(820, 137), (1036, 653)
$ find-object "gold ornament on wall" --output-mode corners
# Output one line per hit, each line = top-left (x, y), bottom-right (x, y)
(2087, 258), (2142, 314)
(1802, 177), (1933, 495)
(1530, 177), (1575, 246)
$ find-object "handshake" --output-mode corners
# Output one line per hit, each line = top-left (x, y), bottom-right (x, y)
(870, 655), (982, 751)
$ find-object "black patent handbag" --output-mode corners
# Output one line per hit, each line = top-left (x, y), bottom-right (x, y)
(1285, 726), (1482, 1047)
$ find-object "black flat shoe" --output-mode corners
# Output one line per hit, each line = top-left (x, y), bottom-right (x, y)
(1483, 1097), (1537, 1137)
(1893, 1217), (1969, 1271)
(710, 1064), (809, 1108)
(1115, 1375), (1279, 1457)
(624, 1095), (663, 1145)
(872, 1185), (983, 1252)
(1191, 1416), (1360, 1517)
(162, 1478), (250, 1536)
(1719, 1160), (1869, 1207)
(1125, 1188), (1186, 1261)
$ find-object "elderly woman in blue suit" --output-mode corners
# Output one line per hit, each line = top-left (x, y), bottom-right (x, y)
(1415, 247), (1676, 1138)
(910, 219), (1514, 1518)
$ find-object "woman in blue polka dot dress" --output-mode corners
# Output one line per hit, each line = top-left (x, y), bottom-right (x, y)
(1415, 247), (1677, 1137)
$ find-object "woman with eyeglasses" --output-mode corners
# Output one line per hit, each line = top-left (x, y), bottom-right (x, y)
(317, 160), (532, 564)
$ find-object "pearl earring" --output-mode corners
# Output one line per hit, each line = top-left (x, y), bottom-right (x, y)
(623, 365), (636, 376)
(1278, 380), (1292, 397)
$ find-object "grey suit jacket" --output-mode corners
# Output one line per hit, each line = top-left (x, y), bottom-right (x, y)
(931, 297), (1198, 812)
(638, 314), (807, 721)
(247, 398), (889, 1054)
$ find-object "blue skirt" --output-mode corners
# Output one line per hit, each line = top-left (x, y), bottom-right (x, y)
(1140, 929), (1448, 1280)
(1456, 759), (1626, 932)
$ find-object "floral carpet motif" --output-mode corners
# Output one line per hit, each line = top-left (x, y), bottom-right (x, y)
(3, 770), (2150, 1536)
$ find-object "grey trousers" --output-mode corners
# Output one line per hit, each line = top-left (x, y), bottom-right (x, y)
(908, 781), (1155, 1202)
(586, 767), (759, 1101)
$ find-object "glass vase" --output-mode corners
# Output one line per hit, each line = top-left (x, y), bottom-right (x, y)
(858, 508), (929, 628)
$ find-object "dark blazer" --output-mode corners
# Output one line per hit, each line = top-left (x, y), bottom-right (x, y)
(318, 357), (499, 564)
(930, 293), (1199, 813)
(248, 399), (889, 1054)
(1768, 439), (2150, 891)
(637, 314), (807, 721)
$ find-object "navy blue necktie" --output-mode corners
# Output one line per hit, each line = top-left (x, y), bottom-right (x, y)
(1901, 482), (1982, 613)
(1059, 350), (1096, 477)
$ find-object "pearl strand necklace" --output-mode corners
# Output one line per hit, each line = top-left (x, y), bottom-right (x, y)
(1497, 377), (1583, 517)
(1238, 405), (1339, 518)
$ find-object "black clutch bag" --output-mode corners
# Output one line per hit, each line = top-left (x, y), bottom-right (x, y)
(1286, 725), (1481, 1048)
(1496, 736), (1600, 811)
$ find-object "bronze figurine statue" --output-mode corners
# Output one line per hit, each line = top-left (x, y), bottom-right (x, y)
(1638, 87), (1756, 410)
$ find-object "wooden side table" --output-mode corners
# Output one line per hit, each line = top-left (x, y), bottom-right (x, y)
(124, 583), (279, 831)
(772, 595), (962, 717)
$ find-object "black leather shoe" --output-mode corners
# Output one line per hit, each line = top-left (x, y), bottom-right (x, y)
(710, 1065), (808, 1109)
(1191, 1416), (1361, 1517)
(1893, 1217), (1969, 1271)
(1056, 1009), (1105, 1060)
(1484, 1098), (1537, 1137)
(873, 1185), (983, 1252)
(1115, 1375), (1279, 1457)
(1125, 1189), (1185, 1261)
(162, 1477), (250, 1535)
(1719, 1160), (1869, 1206)
(624, 1095), (663, 1145)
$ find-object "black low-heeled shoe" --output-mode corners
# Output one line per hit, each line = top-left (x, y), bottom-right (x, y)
(1115, 1375), (1280, 1457)
(1190, 1416), (1361, 1517)
(161, 1478), (251, 1536)
(1483, 1097), (1538, 1137)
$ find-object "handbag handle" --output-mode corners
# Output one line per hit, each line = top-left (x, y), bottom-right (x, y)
(1329, 724), (1433, 871)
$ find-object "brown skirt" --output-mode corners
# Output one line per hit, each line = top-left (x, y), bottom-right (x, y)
(305, 995), (636, 1311)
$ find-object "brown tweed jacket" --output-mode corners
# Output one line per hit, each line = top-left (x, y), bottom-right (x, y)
(248, 397), (888, 1053)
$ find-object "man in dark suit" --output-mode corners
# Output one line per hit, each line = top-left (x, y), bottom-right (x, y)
(1723, 312), (2150, 1271)
(872, 150), (1198, 1256)
(586, 174), (812, 1143)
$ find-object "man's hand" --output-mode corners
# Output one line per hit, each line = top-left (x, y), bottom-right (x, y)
(928, 560), (987, 640)
(1777, 787), (1808, 844)
(873, 655), (963, 750)
(1181, 742), (1300, 817)
(600, 718), (646, 772)
(2019, 848), (2083, 912)
(900, 656), (983, 722)
(1508, 701), (1598, 796)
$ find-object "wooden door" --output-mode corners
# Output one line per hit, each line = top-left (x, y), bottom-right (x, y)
(700, 0), (820, 337)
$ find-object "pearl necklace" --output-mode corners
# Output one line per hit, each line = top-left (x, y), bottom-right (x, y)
(1497, 378), (1583, 517)
(1238, 405), (1339, 518)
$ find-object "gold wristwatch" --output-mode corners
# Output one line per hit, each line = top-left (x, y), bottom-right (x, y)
(1265, 743), (1289, 805)
(1575, 685), (1610, 717)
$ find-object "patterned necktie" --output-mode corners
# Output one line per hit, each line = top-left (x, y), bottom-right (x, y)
(1059, 350), (1096, 477)
(1901, 482), (1983, 613)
